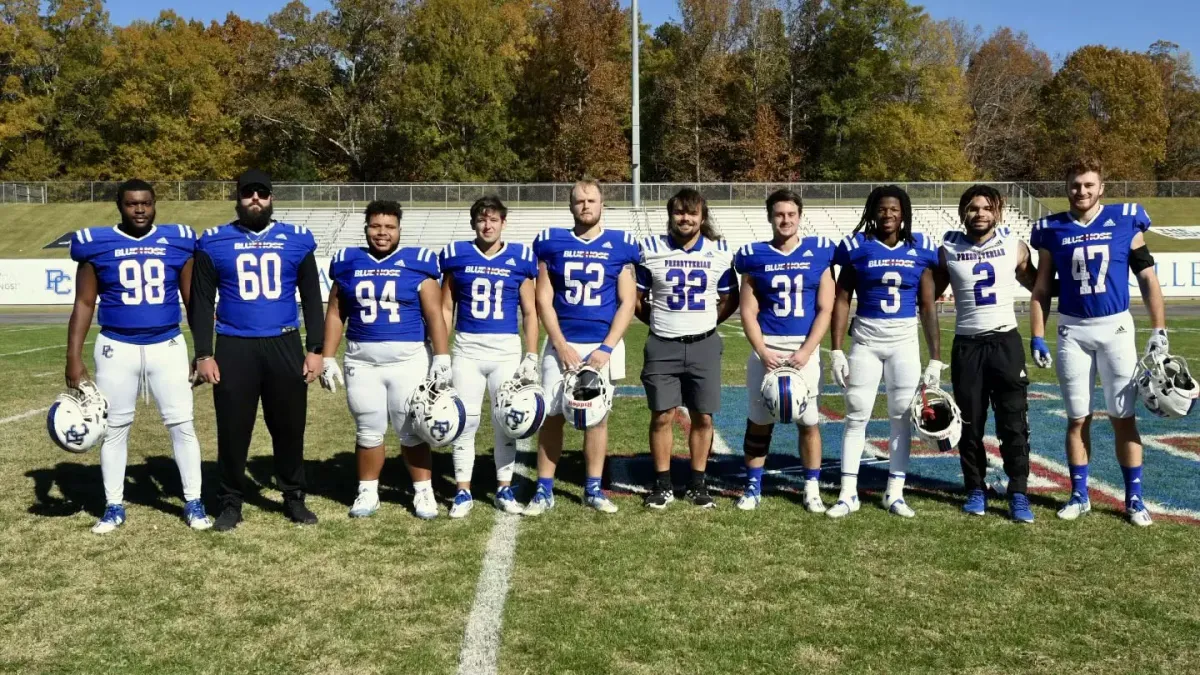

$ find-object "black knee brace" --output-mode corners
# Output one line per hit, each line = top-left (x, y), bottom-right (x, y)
(743, 420), (773, 458)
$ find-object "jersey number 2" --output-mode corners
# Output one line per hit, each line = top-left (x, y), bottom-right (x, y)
(972, 262), (997, 306)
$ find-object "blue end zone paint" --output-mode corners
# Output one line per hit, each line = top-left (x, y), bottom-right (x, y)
(610, 383), (1200, 520)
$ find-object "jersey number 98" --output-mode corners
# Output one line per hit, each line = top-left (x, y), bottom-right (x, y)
(118, 259), (166, 305)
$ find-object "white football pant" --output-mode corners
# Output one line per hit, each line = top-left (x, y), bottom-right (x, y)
(1055, 311), (1138, 419)
(746, 349), (821, 427)
(344, 344), (430, 449)
(451, 353), (520, 484)
(92, 333), (201, 505)
(840, 334), (921, 484)
(540, 340), (624, 417)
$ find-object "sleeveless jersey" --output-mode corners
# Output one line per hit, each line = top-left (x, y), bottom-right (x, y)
(329, 246), (441, 344)
(636, 235), (735, 338)
(1029, 203), (1150, 319)
(734, 237), (836, 345)
(942, 228), (1021, 335)
(69, 224), (195, 345)
(532, 227), (639, 343)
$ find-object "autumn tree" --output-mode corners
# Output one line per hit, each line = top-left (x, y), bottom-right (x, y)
(1148, 41), (1200, 180)
(964, 28), (1051, 179)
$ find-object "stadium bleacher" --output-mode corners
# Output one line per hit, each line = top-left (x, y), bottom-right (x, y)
(300, 205), (1034, 254)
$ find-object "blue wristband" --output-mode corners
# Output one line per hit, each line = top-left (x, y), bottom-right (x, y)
(597, 344), (614, 354)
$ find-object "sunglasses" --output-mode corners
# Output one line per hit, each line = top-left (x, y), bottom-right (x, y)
(239, 186), (271, 200)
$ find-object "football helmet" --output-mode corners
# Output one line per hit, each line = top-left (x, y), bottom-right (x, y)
(563, 365), (612, 430)
(408, 379), (467, 447)
(760, 365), (808, 424)
(47, 381), (109, 453)
(1138, 353), (1198, 419)
(909, 384), (962, 452)
(493, 378), (547, 440)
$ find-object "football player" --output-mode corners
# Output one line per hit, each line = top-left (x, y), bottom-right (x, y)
(1029, 158), (1169, 526)
(636, 188), (738, 510)
(439, 196), (539, 518)
(828, 185), (942, 519)
(525, 179), (639, 515)
(933, 185), (1045, 522)
(320, 200), (451, 520)
(733, 189), (835, 512)
(65, 178), (208, 534)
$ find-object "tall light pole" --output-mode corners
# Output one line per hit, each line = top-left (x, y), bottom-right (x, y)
(631, 0), (641, 208)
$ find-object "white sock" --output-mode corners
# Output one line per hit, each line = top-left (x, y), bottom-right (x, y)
(358, 479), (379, 495)
(886, 474), (907, 502)
(100, 423), (132, 505)
(167, 421), (203, 502)
(414, 480), (432, 494)
(494, 433), (517, 484)
(805, 478), (820, 498)
(888, 418), (912, 475)
(839, 418), (867, 501)
(452, 415), (480, 484)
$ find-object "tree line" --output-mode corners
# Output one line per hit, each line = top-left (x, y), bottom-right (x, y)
(3, 0), (1199, 183)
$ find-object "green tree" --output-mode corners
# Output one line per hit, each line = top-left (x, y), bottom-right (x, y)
(1148, 40), (1200, 180)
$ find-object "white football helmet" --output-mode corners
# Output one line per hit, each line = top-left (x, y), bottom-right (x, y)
(563, 365), (613, 430)
(760, 365), (809, 424)
(910, 384), (962, 452)
(1138, 353), (1198, 419)
(493, 378), (547, 440)
(47, 381), (109, 453)
(408, 379), (467, 447)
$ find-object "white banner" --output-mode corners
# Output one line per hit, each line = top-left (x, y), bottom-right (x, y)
(1152, 226), (1200, 240)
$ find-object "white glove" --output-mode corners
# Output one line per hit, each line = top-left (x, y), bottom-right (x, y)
(516, 352), (539, 384)
(429, 354), (452, 386)
(1146, 328), (1169, 358)
(831, 350), (850, 389)
(922, 360), (945, 388)
(320, 357), (343, 393)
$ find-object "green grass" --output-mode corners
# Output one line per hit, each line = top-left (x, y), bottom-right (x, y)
(3, 310), (1200, 672)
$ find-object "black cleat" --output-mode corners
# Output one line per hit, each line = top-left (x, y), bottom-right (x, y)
(213, 505), (243, 532)
(284, 496), (318, 525)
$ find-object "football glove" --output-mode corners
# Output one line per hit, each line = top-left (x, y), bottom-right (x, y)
(1030, 336), (1052, 369)
(516, 352), (540, 384)
(830, 350), (850, 389)
(921, 359), (946, 388)
(1145, 328), (1169, 358)
(429, 354), (452, 387)
(320, 357), (344, 393)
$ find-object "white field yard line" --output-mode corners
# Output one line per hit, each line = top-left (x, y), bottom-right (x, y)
(0, 338), (95, 358)
(457, 438), (530, 675)
(0, 407), (48, 425)
(1026, 449), (1200, 520)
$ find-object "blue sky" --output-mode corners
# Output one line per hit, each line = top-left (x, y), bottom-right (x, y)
(105, 0), (1198, 65)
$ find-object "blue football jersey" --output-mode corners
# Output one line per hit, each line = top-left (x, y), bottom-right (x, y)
(532, 227), (640, 343)
(196, 221), (317, 338)
(69, 224), (195, 345)
(330, 246), (440, 343)
(1030, 203), (1150, 319)
(734, 236), (836, 338)
(440, 241), (537, 335)
(834, 232), (938, 320)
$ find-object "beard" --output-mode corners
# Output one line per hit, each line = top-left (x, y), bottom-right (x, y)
(119, 213), (155, 232)
(236, 202), (274, 231)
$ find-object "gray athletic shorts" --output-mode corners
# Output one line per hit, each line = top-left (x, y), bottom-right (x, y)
(640, 331), (723, 414)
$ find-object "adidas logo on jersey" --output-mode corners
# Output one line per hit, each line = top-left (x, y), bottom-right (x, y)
(602, 242), (613, 249)
(395, 260), (406, 267)
(156, 237), (169, 244)
(907, 249), (918, 256)
(505, 258), (516, 266)
(276, 234), (288, 240)
(803, 250), (813, 257)
(1103, 219), (1116, 228)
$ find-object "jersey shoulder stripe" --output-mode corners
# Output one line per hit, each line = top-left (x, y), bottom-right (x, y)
(716, 239), (729, 252)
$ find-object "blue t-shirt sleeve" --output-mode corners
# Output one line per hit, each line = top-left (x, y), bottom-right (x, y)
(732, 248), (746, 274)
(833, 239), (851, 267)
(1029, 223), (1045, 251)
(623, 234), (640, 266)
(635, 264), (652, 291)
(69, 230), (92, 263)
(1133, 204), (1151, 233)
(416, 248), (441, 280)
(522, 245), (538, 280)
(532, 230), (549, 261)
(718, 268), (735, 293)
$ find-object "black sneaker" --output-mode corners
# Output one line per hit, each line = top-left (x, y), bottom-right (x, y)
(643, 484), (675, 510)
(684, 484), (716, 509)
(213, 505), (243, 532)
(284, 496), (318, 525)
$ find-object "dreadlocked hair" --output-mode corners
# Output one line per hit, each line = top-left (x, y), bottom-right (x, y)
(853, 185), (914, 245)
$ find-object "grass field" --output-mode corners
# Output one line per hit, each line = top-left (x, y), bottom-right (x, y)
(2, 309), (1200, 673)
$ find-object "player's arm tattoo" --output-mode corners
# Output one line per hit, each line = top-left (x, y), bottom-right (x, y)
(918, 267), (941, 361)
(830, 265), (856, 351)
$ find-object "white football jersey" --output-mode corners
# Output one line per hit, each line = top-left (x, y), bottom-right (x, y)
(636, 235), (736, 339)
(942, 228), (1021, 335)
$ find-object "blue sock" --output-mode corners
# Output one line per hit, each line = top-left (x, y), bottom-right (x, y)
(1121, 465), (1144, 505)
(746, 466), (764, 492)
(537, 477), (554, 496)
(1069, 463), (1089, 500)
(804, 468), (821, 482)
(585, 476), (602, 497)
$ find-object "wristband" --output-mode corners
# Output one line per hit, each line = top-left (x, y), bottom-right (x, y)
(597, 344), (614, 354)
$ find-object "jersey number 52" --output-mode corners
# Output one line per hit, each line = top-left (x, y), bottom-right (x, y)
(564, 262), (603, 306)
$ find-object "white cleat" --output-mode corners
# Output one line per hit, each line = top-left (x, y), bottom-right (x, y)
(826, 495), (860, 519)
(884, 496), (916, 519)
(1056, 495), (1092, 521)
(736, 492), (761, 511)
(522, 491), (555, 517)
(449, 490), (474, 519)
(803, 493), (827, 514)
(349, 491), (380, 518)
(413, 489), (439, 520)
(584, 493), (619, 514)
(1127, 498), (1153, 527)
(494, 486), (524, 515)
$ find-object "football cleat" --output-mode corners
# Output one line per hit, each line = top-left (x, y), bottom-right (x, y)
(584, 492), (619, 514)
(213, 505), (243, 532)
(494, 486), (523, 514)
(1008, 493), (1034, 524)
(1056, 494), (1091, 520)
(408, 379), (467, 447)
(826, 496), (860, 519)
(684, 485), (715, 509)
(963, 489), (987, 516)
(413, 489), (439, 520)
(91, 504), (126, 535)
(802, 492), (827, 514)
(737, 483), (762, 511)
(644, 485), (675, 510)
(910, 384), (963, 452)
(284, 495), (318, 525)
(1127, 497), (1153, 527)
(522, 488), (555, 517)
(493, 378), (547, 440)
(47, 381), (109, 453)
(349, 490), (380, 518)
(183, 499), (212, 530)
(1137, 353), (1199, 418)
(449, 490), (474, 519)
(884, 494), (916, 518)
(562, 365), (613, 430)
(760, 365), (808, 424)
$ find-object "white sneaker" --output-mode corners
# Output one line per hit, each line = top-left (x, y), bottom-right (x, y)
(449, 490), (474, 519)
(413, 489), (439, 520)
(826, 495), (860, 519)
(736, 492), (761, 511)
(1056, 494), (1091, 521)
(1127, 498), (1153, 527)
(884, 494), (916, 518)
(349, 490), (380, 518)
(585, 493), (619, 514)
(803, 492), (827, 514)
